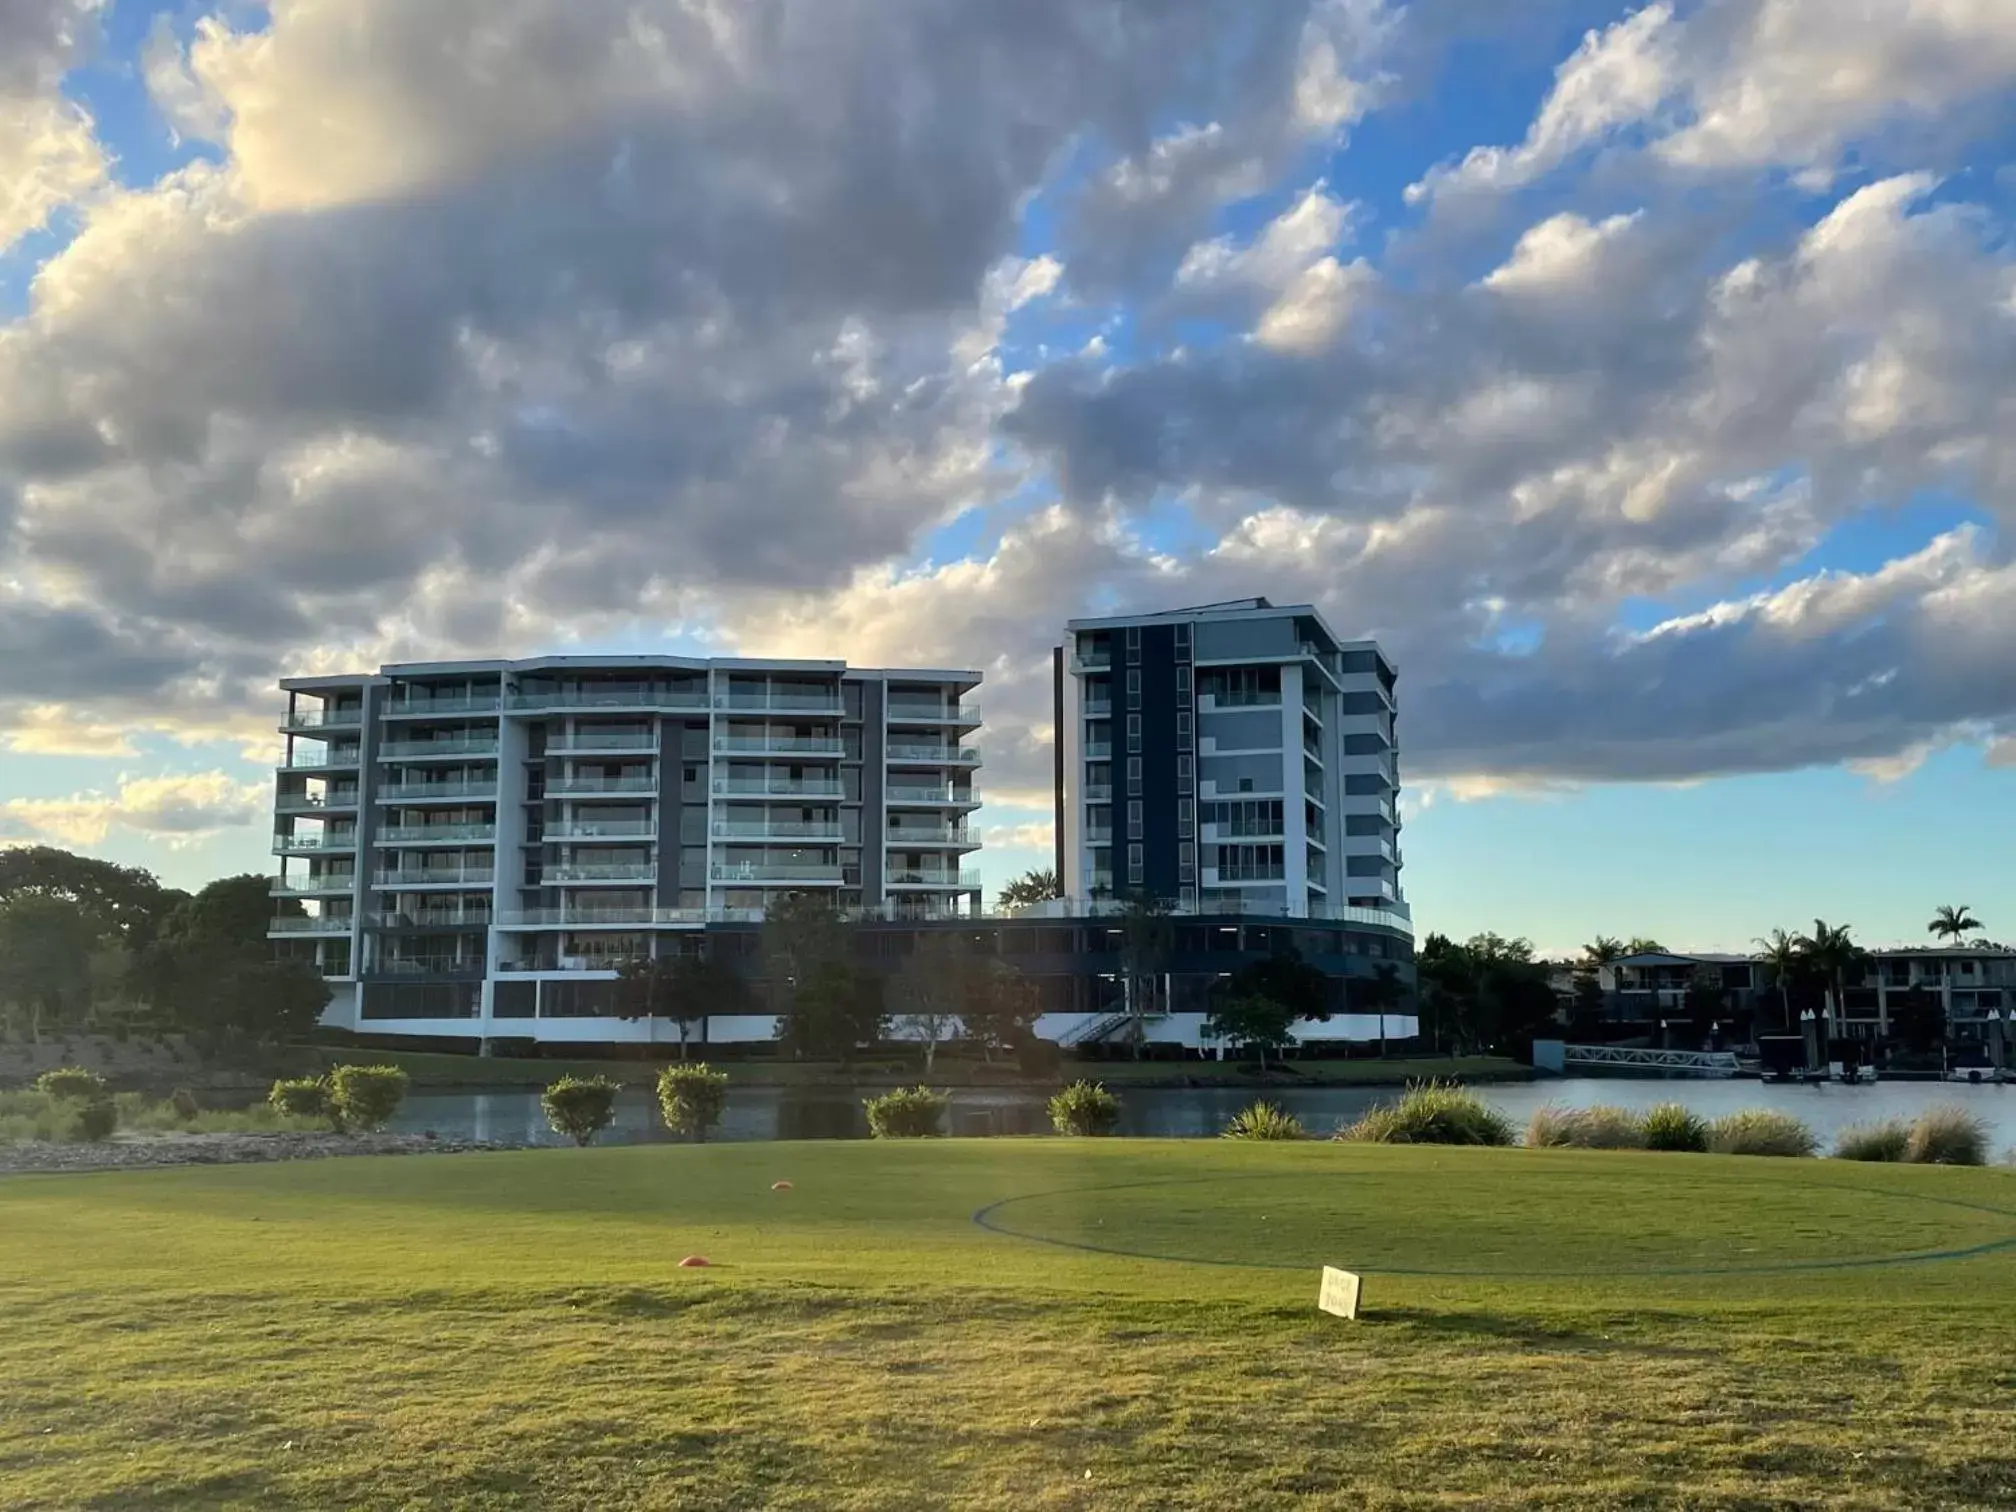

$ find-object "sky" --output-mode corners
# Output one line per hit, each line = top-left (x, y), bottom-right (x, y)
(0, 0), (2013, 957)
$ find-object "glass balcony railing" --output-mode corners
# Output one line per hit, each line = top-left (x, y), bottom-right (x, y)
(1083, 784), (1113, 803)
(886, 744), (980, 763)
(509, 687), (707, 711)
(383, 694), (501, 717)
(497, 907), (706, 927)
(368, 906), (494, 928)
(276, 789), (359, 811)
(378, 781), (499, 802)
(713, 734), (845, 755)
(713, 821), (844, 841)
(280, 749), (360, 770)
(544, 819), (656, 840)
(547, 731), (658, 753)
(378, 823), (497, 844)
(267, 915), (355, 934)
(273, 832), (357, 851)
(887, 868), (983, 887)
(371, 867), (495, 887)
(710, 861), (844, 882)
(887, 703), (981, 725)
(714, 692), (845, 714)
(272, 876), (356, 895)
(885, 826), (974, 845)
(1084, 742), (1113, 760)
(547, 775), (657, 796)
(282, 707), (363, 729)
(712, 778), (845, 798)
(887, 786), (978, 804)
(380, 737), (500, 760)
(547, 863), (657, 883)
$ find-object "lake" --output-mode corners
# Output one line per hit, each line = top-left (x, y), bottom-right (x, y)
(390, 1077), (2016, 1152)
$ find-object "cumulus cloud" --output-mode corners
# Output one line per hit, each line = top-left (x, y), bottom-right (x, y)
(0, 770), (266, 848)
(0, 0), (106, 249)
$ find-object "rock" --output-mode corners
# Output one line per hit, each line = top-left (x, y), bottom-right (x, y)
(0, 1131), (525, 1176)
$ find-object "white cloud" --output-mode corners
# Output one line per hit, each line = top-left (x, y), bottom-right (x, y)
(0, 770), (266, 849)
(0, 0), (106, 250)
(2, 704), (137, 757)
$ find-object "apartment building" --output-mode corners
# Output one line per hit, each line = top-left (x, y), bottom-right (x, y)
(271, 656), (982, 1026)
(1052, 599), (1403, 919)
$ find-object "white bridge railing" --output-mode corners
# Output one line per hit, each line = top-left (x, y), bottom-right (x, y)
(1563, 1044), (1740, 1075)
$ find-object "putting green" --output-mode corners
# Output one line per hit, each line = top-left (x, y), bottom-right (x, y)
(973, 1164), (2016, 1276)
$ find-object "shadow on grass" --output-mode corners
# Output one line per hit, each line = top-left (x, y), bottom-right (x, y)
(1371, 1306), (1726, 1360)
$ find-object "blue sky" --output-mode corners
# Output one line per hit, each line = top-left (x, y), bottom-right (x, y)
(1, 0), (2013, 955)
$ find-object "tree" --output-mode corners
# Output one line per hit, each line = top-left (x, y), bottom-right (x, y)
(1413, 933), (1554, 1057)
(958, 957), (1043, 1063)
(776, 959), (887, 1063)
(1795, 918), (1867, 1035)
(887, 930), (981, 1073)
(1115, 891), (1173, 1057)
(1352, 963), (1408, 1057)
(1224, 941), (1332, 1024)
(1929, 905), (1983, 944)
(0, 895), (109, 1041)
(615, 947), (740, 1057)
(759, 892), (851, 1014)
(0, 847), (178, 948)
(1623, 937), (1666, 957)
(1889, 985), (1946, 1055)
(144, 875), (329, 1054)
(996, 868), (1062, 911)
(1753, 928), (1803, 1034)
(1205, 994), (1297, 1067)
(1682, 968), (1730, 1044)
(1581, 936), (1625, 971)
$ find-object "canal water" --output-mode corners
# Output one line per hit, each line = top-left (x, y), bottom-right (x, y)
(390, 1077), (2016, 1152)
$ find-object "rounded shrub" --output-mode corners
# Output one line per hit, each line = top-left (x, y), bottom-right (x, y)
(1905, 1104), (1990, 1166)
(1707, 1109), (1817, 1158)
(269, 1077), (334, 1125)
(864, 1085), (947, 1138)
(168, 1087), (201, 1121)
(1641, 1103), (1710, 1153)
(1221, 1100), (1306, 1140)
(542, 1075), (621, 1147)
(1047, 1080), (1120, 1136)
(1339, 1081), (1513, 1146)
(1833, 1119), (1909, 1162)
(327, 1063), (409, 1134)
(656, 1063), (730, 1143)
(68, 1098), (117, 1142)
(36, 1067), (109, 1101)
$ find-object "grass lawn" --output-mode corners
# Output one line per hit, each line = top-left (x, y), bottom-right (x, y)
(5, 1141), (2015, 1509)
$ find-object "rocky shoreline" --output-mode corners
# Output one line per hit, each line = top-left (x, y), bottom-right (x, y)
(0, 1131), (527, 1176)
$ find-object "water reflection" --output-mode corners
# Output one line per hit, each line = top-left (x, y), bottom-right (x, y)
(391, 1077), (2016, 1151)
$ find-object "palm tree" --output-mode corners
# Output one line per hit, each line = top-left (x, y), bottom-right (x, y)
(996, 868), (1062, 911)
(1581, 936), (1624, 970)
(1928, 905), (1983, 944)
(1794, 919), (1867, 1038)
(1753, 928), (1802, 1034)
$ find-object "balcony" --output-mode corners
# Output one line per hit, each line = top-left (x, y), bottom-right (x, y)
(378, 780), (499, 803)
(544, 819), (656, 840)
(369, 906), (493, 929)
(711, 861), (844, 883)
(281, 707), (362, 731)
(1083, 784), (1113, 803)
(886, 744), (980, 765)
(547, 731), (658, 754)
(547, 862), (657, 883)
(1210, 867), (1287, 884)
(714, 734), (845, 757)
(1070, 649), (1111, 672)
(887, 868), (982, 888)
(1082, 699), (1112, 718)
(380, 736), (500, 761)
(280, 748), (360, 771)
(273, 831), (358, 854)
(1083, 741), (1113, 760)
(378, 823), (498, 845)
(365, 957), (487, 979)
(272, 876), (356, 897)
(715, 692), (845, 714)
(497, 906), (707, 928)
(887, 703), (982, 727)
(713, 777), (845, 799)
(886, 785), (979, 806)
(496, 955), (632, 974)
(885, 825), (975, 847)
(371, 866), (495, 889)
(714, 820), (844, 841)
(267, 915), (355, 936)
(383, 693), (502, 718)
(509, 687), (707, 712)
(546, 775), (657, 797)
(276, 788), (359, 813)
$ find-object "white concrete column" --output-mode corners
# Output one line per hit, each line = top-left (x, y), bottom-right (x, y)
(1281, 663), (1306, 917)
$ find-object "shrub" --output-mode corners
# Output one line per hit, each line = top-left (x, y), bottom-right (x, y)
(327, 1064), (409, 1133)
(1221, 1100), (1306, 1140)
(1905, 1104), (1991, 1166)
(269, 1077), (334, 1125)
(864, 1085), (947, 1138)
(1524, 1103), (1583, 1148)
(1641, 1103), (1710, 1153)
(1834, 1119), (1909, 1162)
(1707, 1109), (1817, 1158)
(36, 1067), (108, 1101)
(657, 1063), (730, 1142)
(68, 1098), (117, 1142)
(1047, 1080), (1120, 1136)
(1575, 1105), (1649, 1150)
(542, 1075), (621, 1147)
(1339, 1081), (1514, 1146)
(169, 1087), (201, 1121)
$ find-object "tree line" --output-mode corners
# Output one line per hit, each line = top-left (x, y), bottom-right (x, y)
(0, 847), (328, 1057)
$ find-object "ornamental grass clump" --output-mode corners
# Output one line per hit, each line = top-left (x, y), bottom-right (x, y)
(1524, 1103), (1646, 1149)
(1047, 1080), (1120, 1136)
(1340, 1081), (1513, 1146)
(1221, 1101), (1306, 1140)
(1707, 1109), (1817, 1158)
(1640, 1103), (1710, 1153)
(1905, 1104), (1990, 1166)
(1833, 1119), (1910, 1162)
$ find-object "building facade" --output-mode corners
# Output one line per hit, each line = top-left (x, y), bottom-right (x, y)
(1053, 599), (1403, 918)
(271, 656), (983, 1028)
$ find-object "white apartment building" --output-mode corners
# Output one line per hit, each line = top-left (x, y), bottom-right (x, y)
(271, 656), (981, 1028)
(1053, 599), (1404, 920)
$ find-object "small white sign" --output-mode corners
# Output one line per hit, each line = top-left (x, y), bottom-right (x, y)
(1318, 1265), (1362, 1320)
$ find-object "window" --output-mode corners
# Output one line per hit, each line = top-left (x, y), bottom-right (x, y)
(1127, 713), (1142, 753)
(1127, 843), (1144, 884)
(1125, 625), (1141, 664)
(1176, 666), (1192, 693)
(1173, 622), (1192, 658)
(1127, 799), (1143, 839)
(1178, 849), (1195, 882)
(1176, 710), (1192, 747)
(1126, 667), (1142, 709)
(1177, 752), (1193, 792)
(1178, 797), (1194, 840)
(1126, 755), (1143, 796)
(1203, 798), (1282, 836)
(1214, 843), (1284, 881)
